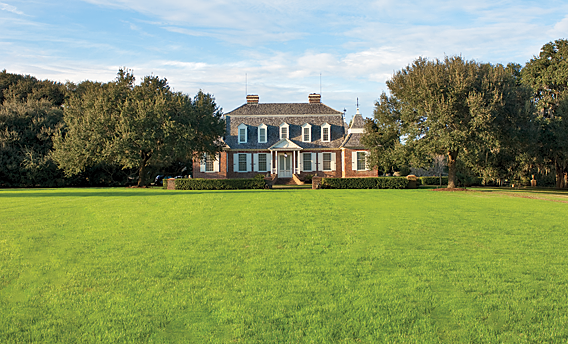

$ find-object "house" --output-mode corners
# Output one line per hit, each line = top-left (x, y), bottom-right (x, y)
(193, 94), (376, 182)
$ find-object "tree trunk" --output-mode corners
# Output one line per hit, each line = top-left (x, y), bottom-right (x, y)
(137, 151), (151, 187)
(447, 150), (458, 188)
(555, 161), (565, 189)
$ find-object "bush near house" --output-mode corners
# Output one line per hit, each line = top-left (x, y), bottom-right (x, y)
(420, 176), (448, 185)
(173, 177), (266, 190)
(320, 177), (408, 189)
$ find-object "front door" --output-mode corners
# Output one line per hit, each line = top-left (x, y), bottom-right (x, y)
(278, 153), (292, 178)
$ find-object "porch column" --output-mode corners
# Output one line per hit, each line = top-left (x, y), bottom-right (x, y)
(292, 151), (296, 175)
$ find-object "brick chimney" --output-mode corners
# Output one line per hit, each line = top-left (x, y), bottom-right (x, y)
(309, 93), (321, 103)
(246, 95), (259, 104)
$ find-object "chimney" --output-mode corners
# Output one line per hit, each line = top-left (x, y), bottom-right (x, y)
(309, 93), (321, 104)
(246, 95), (259, 104)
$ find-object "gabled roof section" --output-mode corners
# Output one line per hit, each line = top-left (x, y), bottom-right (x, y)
(268, 138), (303, 151)
(226, 103), (342, 116)
(350, 113), (366, 129)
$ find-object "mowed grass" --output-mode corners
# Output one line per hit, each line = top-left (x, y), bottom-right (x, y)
(0, 188), (567, 343)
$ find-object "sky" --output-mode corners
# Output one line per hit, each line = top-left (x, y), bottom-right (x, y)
(1, 0), (568, 121)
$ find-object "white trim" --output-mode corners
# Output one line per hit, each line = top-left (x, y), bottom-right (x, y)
(258, 123), (267, 143)
(348, 128), (364, 134)
(279, 122), (289, 140)
(321, 123), (331, 142)
(301, 123), (312, 142)
(238, 123), (247, 144)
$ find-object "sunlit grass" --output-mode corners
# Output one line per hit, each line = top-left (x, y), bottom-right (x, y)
(0, 187), (567, 343)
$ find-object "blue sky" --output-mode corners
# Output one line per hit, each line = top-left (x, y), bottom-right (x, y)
(1, 0), (568, 121)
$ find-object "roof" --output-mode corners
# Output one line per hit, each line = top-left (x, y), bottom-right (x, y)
(226, 103), (342, 116)
(341, 112), (367, 149)
(268, 139), (303, 151)
(350, 113), (366, 129)
(341, 133), (365, 148)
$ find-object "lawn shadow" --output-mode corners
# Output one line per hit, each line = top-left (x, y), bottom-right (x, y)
(0, 188), (284, 198)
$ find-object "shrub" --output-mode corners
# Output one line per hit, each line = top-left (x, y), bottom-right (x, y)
(174, 178), (265, 190)
(320, 177), (409, 189)
(420, 176), (448, 185)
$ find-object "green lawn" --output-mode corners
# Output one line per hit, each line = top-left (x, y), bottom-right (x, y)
(0, 187), (567, 343)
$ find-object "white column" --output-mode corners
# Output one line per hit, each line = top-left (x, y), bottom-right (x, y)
(293, 151), (296, 175)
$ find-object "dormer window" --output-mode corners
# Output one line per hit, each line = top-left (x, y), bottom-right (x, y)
(238, 123), (247, 144)
(279, 123), (289, 140)
(321, 123), (331, 142)
(258, 124), (267, 143)
(301, 123), (312, 142)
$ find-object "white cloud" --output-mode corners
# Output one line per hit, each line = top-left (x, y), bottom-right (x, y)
(0, 2), (25, 15)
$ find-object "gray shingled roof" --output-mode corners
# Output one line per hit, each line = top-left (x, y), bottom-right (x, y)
(226, 103), (342, 116)
(225, 102), (346, 149)
(341, 133), (365, 148)
(350, 113), (366, 129)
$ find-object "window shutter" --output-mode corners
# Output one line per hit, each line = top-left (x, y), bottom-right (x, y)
(253, 153), (258, 172)
(352, 152), (357, 170)
(299, 153), (304, 171)
(311, 153), (316, 172)
(233, 153), (238, 172)
(213, 154), (220, 172)
(246, 153), (252, 172)
(331, 153), (336, 171)
(267, 154), (272, 172)
(200, 156), (206, 172)
(365, 152), (371, 170)
(317, 153), (323, 171)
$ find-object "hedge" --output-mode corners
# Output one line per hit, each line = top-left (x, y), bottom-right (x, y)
(320, 177), (409, 189)
(420, 176), (448, 185)
(173, 177), (266, 190)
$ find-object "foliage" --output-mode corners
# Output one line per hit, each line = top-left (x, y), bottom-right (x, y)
(174, 177), (266, 190)
(320, 177), (408, 189)
(521, 39), (568, 188)
(420, 176), (449, 186)
(53, 69), (226, 186)
(364, 56), (533, 188)
(0, 70), (68, 187)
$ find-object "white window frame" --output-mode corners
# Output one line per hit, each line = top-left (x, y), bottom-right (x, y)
(200, 153), (220, 173)
(301, 123), (311, 142)
(238, 123), (247, 144)
(302, 152), (313, 172)
(317, 152), (336, 171)
(258, 124), (267, 143)
(279, 122), (289, 140)
(321, 123), (331, 142)
(254, 153), (271, 172)
(352, 151), (370, 171)
(234, 153), (251, 172)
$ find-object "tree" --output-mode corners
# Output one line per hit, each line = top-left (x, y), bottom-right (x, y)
(369, 56), (532, 188)
(54, 69), (225, 187)
(521, 39), (568, 188)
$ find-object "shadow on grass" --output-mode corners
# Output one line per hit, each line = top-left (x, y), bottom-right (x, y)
(0, 188), (281, 198)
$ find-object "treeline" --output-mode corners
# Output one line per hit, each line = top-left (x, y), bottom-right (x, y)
(362, 39), (568, 188)
(0, 69), (225, 187)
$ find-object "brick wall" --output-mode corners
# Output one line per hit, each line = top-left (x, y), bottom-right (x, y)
(192, 151), (228, 179)
(342, 148), (377, 178)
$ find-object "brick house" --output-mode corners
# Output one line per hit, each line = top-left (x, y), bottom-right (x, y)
(193, 94), (376, 182)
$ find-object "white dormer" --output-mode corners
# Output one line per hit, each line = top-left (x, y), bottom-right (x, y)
(301, 123), (312, 142)
(238, 123), (247, 144)
(279, 122), (289, 140)
(258, 123), (267, 143)
(321, 123), (331, 142)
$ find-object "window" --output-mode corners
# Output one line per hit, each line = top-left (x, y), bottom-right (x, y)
(280, 123), (289, 140)
(238, 154), (247, 172)
(258, 154), (267, 172)
(303, 153), (312, 171)
(321, 123), (331, 142)
(205, 156), (214, 172)
(301, 123), (311, 142)
(357, 152), (367, 171)
(323, 152), (331, 171)
(258, 124), (267, 143)
(238, 123), (247, 143)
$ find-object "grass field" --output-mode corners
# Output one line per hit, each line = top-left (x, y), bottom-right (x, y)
(1, 187), (567, 343)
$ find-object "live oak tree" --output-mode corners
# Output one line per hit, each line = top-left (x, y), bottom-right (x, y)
(54, 69), (225, 187)
(365, 56), (533, 188)
(522, 39), (568, 188)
